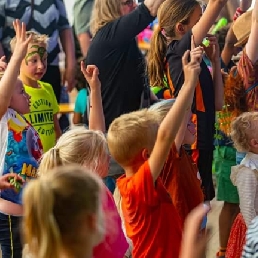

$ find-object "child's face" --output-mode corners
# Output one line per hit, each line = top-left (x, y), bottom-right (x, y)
(9, 80), (31, 114)
(20, 43), (47, 81)
(177, 4), (202, 36)
(183, 113), (196, 145)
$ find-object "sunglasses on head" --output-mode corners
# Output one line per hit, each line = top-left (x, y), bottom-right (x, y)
(121, 0), (134, 7)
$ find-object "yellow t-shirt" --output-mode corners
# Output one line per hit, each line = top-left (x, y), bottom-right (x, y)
(24, 81), (59, 153)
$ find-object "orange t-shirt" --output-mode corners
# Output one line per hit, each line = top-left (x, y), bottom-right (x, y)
(160, 144), (204, 225)
(117, 161), (182, 258)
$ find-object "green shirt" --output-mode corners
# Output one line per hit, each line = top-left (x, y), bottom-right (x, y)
(24, 81), (59, 153)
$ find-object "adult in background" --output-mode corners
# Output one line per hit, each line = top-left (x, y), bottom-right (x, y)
(0, 0), (76, 101)
(73, 0), (94, 58)
(85, 0), (162, 130)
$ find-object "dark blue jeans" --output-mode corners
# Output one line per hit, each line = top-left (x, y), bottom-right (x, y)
(0, 213), (22, 258)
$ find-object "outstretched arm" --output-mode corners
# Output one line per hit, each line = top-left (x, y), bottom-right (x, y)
(192, 0), (228, 46)
(81, 63), (105, 132)
(0, 20), (31, 119)
(245, 0), (258, 64)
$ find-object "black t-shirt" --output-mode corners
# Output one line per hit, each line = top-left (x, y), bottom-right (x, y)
(85, 4), (154, 129)
(166, 30), (215, 150)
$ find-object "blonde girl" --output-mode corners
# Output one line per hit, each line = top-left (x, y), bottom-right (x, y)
(147, 0), (226, 204)
(226, 112), (258, 258)
(38, 64), (129, 258)
(23, 165), (105, 258)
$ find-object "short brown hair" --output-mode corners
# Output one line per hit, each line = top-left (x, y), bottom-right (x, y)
(10, 31), (49, 53)
(231, 112), (258, 152)
(107, 109), (159, 167)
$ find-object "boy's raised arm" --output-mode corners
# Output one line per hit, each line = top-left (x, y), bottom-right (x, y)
(0, 20), (31, 119)
(81, 63), (106, 132)
(149, 39), (201, 182)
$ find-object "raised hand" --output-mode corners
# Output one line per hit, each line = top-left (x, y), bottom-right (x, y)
(0, 56), (7, 72)
(182, 50), (201, 85)
(12, 19), (32, 60)
(190, 35), (204, 64)
(81, 62), (101, 91)
(202, 35), (220, 63)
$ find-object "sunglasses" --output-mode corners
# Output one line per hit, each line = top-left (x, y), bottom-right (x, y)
(121, 0), (134, 7)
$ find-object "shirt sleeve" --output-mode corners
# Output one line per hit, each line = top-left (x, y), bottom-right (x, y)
(100, 3), (154, 46)
(237, 167), (258, 226)
(74, 89), (87, 114)
(54, 0), (71, 31)
(0, 0), (5, 40)
(127, 161), (159, 206)
(73, 0), (94, 35)
(237, 50), (258, 90)
(43, 82), (60, 114)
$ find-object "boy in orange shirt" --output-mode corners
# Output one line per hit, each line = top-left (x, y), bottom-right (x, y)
(107, 39), (203, 258)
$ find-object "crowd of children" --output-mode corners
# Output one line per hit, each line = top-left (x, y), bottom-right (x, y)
(1, 0), (258, 257)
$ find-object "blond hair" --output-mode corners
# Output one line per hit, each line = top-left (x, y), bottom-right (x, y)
(10, 31), (49, 53)
(231, 112), (258, 152)
(23, 165), (104, 258)
(147, 0), (200, 87)
(39, 126), (108, 177)
(107, 109), (159, 167)
(148, 99), (176, 123)
(90, 0), (121, 36)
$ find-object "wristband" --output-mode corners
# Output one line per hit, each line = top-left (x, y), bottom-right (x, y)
(233, 7), (245, 21)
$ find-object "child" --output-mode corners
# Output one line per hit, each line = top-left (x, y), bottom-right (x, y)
(147, 0), (226, 203)
(23, 165), (105, 258)
(38, 64), (129, 258)
(107, 41), (202, 257)
(226, 112), (258, 258)
(10, 31), (62, 153)
(0, 20), (43, 258)
(149, 99), (204, 225)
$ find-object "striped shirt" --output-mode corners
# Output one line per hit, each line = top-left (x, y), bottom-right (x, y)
(242, 216), (258, 258)
(0, 0), (70, 66)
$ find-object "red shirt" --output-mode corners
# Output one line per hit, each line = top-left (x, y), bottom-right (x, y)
(160, 144), (204, 225)
(117, 161), (182, 258)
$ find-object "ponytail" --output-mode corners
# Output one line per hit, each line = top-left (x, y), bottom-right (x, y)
(147, 27), (168, 88)
(39, 147), (62, 176)
(23, 179), (62, 258)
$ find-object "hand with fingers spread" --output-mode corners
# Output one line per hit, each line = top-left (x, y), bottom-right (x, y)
(0, 173), (24, 190)
(81, 62), (101, 91)
(0, 56), (7, 72)
(12, 20), (32, 60)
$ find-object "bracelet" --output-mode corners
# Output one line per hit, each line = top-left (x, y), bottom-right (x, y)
(233, 7), (245, 21)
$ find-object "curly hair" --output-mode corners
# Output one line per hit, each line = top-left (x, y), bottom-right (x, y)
(217, 67), (247, 135)
(231, 112), (258, 152)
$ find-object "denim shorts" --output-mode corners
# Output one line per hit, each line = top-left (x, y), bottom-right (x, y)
(0, 212), (22, 258)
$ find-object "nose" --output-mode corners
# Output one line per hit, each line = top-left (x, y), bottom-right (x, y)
(37, 60), (44, 69)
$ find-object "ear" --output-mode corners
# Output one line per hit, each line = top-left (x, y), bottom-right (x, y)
(142, 148), (150, 161)
(250, 138), (258, 149)
(176, 23), (185, 35)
